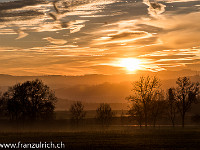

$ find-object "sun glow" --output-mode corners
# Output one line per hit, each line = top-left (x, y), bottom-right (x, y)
(119, 58), (141, 72)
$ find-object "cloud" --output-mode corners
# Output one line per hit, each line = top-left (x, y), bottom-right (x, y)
(138, 47), (200, 71)
(0, 28), (15, 35)
(143, 0), (166, 18)
(14, 29), (28, 40)
(161, 0), (200, 2)
(0, 0), (199, 76)
(43, 37), (67, 45)
(0, 0), (117, 35)
(142, 12), (200, 49)
(66, 20), (88, 33)
(93, 30), (152, 45)
(0, 0), (45, 23)
(0, 0), (46, 10)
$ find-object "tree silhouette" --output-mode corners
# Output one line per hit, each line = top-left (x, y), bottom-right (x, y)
(128, 102), (144, 127)
(167, 88), (177, 127)
(175, 77), (199, 127)
(0, 92), (7, 118)
(127, 76), (160, 127)
(3, 79), (57, 120)
(70, 101), (86, 125)
(96, 103), (113, 126)
(149, 91), (166, 127)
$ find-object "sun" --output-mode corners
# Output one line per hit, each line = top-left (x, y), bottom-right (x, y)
(119, 58), (141, 72)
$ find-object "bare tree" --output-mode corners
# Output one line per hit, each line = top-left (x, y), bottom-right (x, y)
(167, 88), (177, 127)
(127, 76), (160, 127)
(175, 77), (199, 127)
(70, 101), (86, 125)
(150, 90), (166, 127)
(96, 103), (113, 126)
(128, 102), (144, 128)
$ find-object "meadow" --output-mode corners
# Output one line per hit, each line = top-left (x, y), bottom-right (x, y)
(0, 124), (200, 150)
(0, 110), (199, 149)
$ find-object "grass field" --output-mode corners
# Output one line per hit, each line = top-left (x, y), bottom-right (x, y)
(0, 126), (200, 150)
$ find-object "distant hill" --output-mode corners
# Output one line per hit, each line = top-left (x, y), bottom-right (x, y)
(55, 98), (129, 111)
(0, 69), (199, 88)
(0, 71), (199, 110)
(54, 82), (132, 103)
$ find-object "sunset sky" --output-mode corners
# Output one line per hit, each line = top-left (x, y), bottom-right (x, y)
(0, 0), (199, 76)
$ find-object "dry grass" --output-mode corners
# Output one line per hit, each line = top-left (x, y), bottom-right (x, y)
(0, 127), (200, 149)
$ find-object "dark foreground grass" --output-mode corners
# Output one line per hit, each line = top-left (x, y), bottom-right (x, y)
(0, 127), (200, 150)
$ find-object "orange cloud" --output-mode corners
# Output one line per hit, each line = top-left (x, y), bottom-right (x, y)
(43, 37), (67, 45)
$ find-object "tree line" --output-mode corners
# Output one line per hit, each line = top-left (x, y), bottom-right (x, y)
(127, 76), (200, 128)
(0, 76), (199, 128)
(69, 76), (200, 127)
(0, 79), (114, 126)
